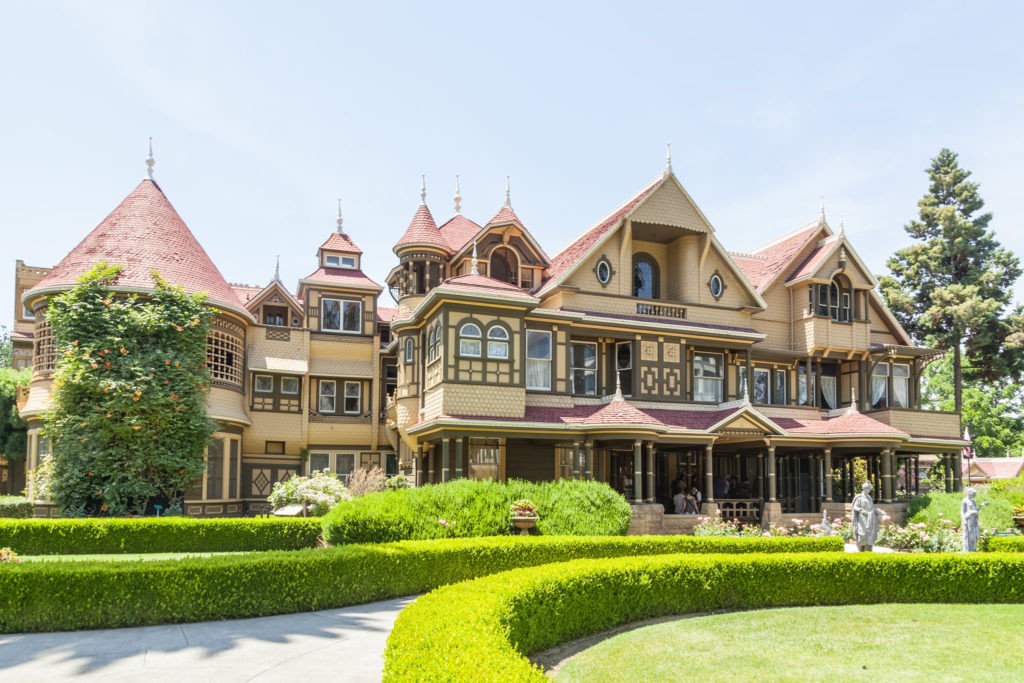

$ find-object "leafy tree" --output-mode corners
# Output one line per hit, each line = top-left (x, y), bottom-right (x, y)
(879, 149), (1024, 417)
(921, 355), (1024, 458)
(0, 367), (31, 462)
(0, 325), (12, 369)
(43, 263), (215, 516)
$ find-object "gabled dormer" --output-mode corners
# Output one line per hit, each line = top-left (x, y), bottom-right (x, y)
(318, 210), (364, 271)
(242, 277), (304, 328)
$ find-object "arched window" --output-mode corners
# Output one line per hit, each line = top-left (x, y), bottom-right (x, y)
(427, 325), (442, 362)
(459, 322), (482, 357)
(489, 247), (518, 285)
(487, 326), (509, 359)
(404, 338), (414, 363)
(632, 253), (659, 299)
(830, 277), (851, 322)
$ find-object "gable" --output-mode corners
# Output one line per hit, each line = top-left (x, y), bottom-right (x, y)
(710, 407), (786, 436)
(629, 178), (714, 233)
(786, 237), (877, 290)
(868, 291), (912, 345)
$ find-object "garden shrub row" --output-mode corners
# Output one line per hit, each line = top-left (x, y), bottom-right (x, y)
(322, 478), (633, 544)
(0, 534), (840, 632)
(0, 496), (33, 519)
(987, 536), (1024, 552)
(0, 516), (323, 555)
(384, 552), (1024, 682)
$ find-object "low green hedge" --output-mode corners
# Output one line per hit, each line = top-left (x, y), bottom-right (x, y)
(987, 536), (1024, 552)
(384, 552), (1024, 681)
(0, 496), (33, 519)
(0, 516), (323, 555)
(322, 478), (632, 544)
(0, 535), (840, 632)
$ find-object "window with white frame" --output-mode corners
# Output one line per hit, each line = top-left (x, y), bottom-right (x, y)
(487, 326), (509, 359)
(871, 363), (889, 409)
(526, 330), (552, 390)
(325, 254), (357, 269)
(308, 452), (356, 481)
(692, 352), (723, 402)
(571, 342), (598, 395)
(753, 368), (770, 404)
(892, 363), (910, 408)
(404, 338), (414, 363)
(319, 379), (337, 413)
(616, 341), (632, 396)
(281, 377), (299, 395)
(254, 375), (273, 393)
(427, 324), (442, 362)
(322, 298), (361, 333)
(343, 381), (362, 415)
(459, 322), (482, 357)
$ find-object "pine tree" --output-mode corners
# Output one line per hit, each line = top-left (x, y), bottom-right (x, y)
(879, 149), (1024, 418)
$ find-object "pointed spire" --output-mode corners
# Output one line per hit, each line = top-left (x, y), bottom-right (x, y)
(336, 198), (344, 234)
(614, 371), (624, 401)
(471, 241), (479, 275)
(819, 196), (826, 223)
(146, 137), (155, 180)
(503, 176), (511, 208)
(454, 175), (462, 214)
(664, 142), (672, 176)
(274, 255), (280, 281)
(838, 215), (845, 237)
(420, 175), (427, 205)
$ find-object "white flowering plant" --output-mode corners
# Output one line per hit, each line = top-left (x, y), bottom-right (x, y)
(267, 470), (350, 516)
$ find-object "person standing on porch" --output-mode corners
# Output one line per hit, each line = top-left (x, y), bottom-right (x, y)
(690, 485), (702, 513)
(673, 487), (686, 514)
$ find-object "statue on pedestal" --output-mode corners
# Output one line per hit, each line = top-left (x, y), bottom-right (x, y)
(851, 482), (883, 551)
(961, 487), (988, 552)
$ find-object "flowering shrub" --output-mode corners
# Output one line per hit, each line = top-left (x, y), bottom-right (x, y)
(878, 520), (961, 553)
(693, 515), (761, 537)
(385, 473), (411, 490)
(0, 547), (20, 563)
(510, 499), (538, 516)
(268, 470), (350, 516)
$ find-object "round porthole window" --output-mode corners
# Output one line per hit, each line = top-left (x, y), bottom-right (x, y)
(709, 273), (724, 299)
(596, 259), (612, 285)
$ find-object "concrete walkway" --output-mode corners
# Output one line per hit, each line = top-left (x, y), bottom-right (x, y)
(0, 596), (414, 682)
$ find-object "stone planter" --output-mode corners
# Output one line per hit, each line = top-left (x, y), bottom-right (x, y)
(511, 515), (538, 536)
(1013, 515), (1024, 528)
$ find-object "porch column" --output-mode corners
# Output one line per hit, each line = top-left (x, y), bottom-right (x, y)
(767, 445), (777, 502)
(441, 438), (451, 483)
(704, 443), (715, 503)
(645, 442), (655, 502)
(455, 437), (464, 479)
(632, 440), (643, 503)
(584, 440), (594, 481)
(823, 448), (833, 503)
(756, 452), (764, 500)
(953, 450), (963, 493)
(429, 444), (436, 484)
(572, 441), (581, 480)
(944, 453), (953, 493)
(415, 444), (424, 486)
(881, 448), (893, 503)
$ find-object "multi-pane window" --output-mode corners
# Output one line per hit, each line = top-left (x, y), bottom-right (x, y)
(319, 380), (337, 413)
(632, 254), (659, 299)
(487, 326), (509, 359)
(404, 338), (414, 363)
(692, 352), (723, 402)
(459, 323), (482, 357)
(207, 326), (244, 387)
(308, 452), (355, 481)
(571, 342), (598, 395)
(468, 438), (500, 480)
(892, 363), (910, 408)
(281, 377), (299, 395)
(526, 330), (552, 390)
(255, 375), (273, 393)
(812, 281), (852, 322)
(251, 374), (301, 412)
(325, 254), (356, 269)
(616, 342), (632, 396)
(871, 363), (889, 409)
(427, 324), (442, 362)
(33, 318), (54, 375)
(343, 381), (361, 415)
(384, 365), (398, 401)
(322, 298), (361, 333)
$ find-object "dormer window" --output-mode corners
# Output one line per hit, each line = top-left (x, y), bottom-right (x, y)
(325, 254), (357, 269)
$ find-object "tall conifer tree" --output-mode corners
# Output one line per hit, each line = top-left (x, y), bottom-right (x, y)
(880, 149), (1023, 418)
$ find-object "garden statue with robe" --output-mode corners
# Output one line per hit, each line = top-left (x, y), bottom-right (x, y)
(961, 487), (988, 552)
(851, 482), (883, 551)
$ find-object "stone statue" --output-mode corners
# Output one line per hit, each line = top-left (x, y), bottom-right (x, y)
(961, 487), (988, 552)
(820, 508), (832, 534)
(851, 482), (883, 551)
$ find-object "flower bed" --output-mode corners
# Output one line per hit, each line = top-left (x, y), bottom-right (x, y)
(0, 535), (840, 632)
(384, 552), (1024, 681)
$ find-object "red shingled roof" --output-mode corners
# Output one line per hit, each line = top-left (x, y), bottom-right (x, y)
(300, 266), (382, 290)
(438, 214), (484, 253)
(537, 176), (664, 296)
(733, 221), (825, 293)
(437, 273), (536, 299)
(394, 204), (449, 253)
(377, 306), (398, 323)
(786, 234), (841, 282)
(771, 411), (904, 435)
(29, 179), (249, 317)
(231, 284), (265, 306)
(485, 205), (521, 227)
(320, 232), (363, 255)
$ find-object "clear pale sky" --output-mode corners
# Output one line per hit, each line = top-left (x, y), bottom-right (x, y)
(3, 1), (1022, 329)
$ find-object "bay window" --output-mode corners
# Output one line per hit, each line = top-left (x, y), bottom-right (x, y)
(322, 298), (361, 333)
(692, 352), (723, 402)
(571, 342), (598, 395)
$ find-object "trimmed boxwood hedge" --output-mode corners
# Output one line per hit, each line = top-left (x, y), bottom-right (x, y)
(384, 552), (1024, 682)
(0, 496), (33, 519)
(0, 516), (323, 555)
(322, 478), (633, 544)
(0, 535), (839, 632)
(987, 536), (1024, 552)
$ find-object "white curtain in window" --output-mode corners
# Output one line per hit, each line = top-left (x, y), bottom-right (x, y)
(871, 376), (887, 407)
(820, 376), (837, 409)
(893, 377), (908, 408)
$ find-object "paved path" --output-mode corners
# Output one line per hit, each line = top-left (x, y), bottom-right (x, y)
(0, 596), (414, 682)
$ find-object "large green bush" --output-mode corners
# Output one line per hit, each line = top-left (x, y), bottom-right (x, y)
(0, 496), (32, 519)
(987, 536), (1024, 552)
(0, 516), (322, 555)
(322, 478), (632, 544)
(0, 535), (839, 632)
(385, 552), (1024, 682)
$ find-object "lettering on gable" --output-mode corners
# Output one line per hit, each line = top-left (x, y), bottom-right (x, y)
(636, 303), (687, 319)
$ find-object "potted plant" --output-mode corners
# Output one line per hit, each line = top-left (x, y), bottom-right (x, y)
(1013, 505), (1024, 528)
(510, 498), (539, 536)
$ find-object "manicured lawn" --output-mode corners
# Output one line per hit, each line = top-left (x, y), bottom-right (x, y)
(19, 551), (250, 562)
(553, 604), (1024, 682)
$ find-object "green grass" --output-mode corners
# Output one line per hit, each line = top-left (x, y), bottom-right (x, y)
(553, 603), (1024, 682)
(18, 551), (250, 562)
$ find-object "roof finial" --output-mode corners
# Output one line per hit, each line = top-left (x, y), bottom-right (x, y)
(471, 241), (479, 275)
(614, 370), (623, 401)
(336, 198), (344, 234)
(503, 176), (511, 208)
(420, 175), (427, 205)
(274, 255), (280, 281)
(664, 142), (672, 176)
(454, 174), (462, 214)
(819, 196), (826, 223)
(146, 137), (155, 180)
(839, 215), (845, 237)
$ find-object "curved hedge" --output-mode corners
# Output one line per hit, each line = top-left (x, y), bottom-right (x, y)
(0, 535), (839, 632)
(384, 552), (1024, 681)
(0, 517), (323, 555)
(322, 479), (632, 544)
(987, 536), (1024, 552)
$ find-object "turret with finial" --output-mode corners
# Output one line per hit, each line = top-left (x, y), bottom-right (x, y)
(471, 241), (479, 275)
(336, 198), (345, 234)
(503, 176), (512, 208)
(420, 174), (427, 205)
(454, 175), (462, 214)
(664, 142), (672, 177)
(146, 137), (155, 180)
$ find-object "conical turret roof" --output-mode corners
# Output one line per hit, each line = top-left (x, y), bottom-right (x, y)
(27, 179), (251, 319)
(393, 204), (450, 253)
